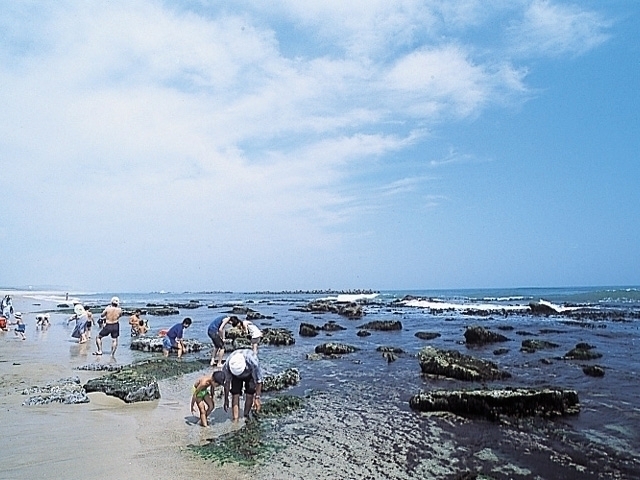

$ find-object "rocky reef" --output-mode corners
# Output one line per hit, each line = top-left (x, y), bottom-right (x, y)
(294, 300), (363, 318)
(83, 358), (206, 403)
(22, 376), (89, 406)
(418, 346), (511, 381)
(129, 336), (207, 353)
(409, 387), (580, 420)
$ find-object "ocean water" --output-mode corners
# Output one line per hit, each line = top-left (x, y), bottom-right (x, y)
(15, 286), (640, 479)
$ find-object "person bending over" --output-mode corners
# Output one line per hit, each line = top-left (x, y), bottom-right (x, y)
(162, 317), (192, 358)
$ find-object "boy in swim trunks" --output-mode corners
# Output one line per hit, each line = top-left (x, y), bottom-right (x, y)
(162, 317), (192, 358)
(190, 371), (225, 427)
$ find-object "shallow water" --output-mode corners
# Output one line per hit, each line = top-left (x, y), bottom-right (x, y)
(6, 288), (640, 479)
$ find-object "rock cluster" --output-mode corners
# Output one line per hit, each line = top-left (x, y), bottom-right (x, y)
(295, 300), (363, 318)
(298, 321), (346, 337)
(564, 342), (603, 360)
(520, 339), (560, 353)
(261, 328), (295, 346)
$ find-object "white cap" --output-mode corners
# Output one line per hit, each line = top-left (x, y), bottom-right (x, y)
(229, 352), (247, 376)
(111, 296), (120, 306)
(14, 312), (22, 319)
(74, 304), (85, 316)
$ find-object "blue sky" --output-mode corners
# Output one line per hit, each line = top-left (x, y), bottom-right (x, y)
(0, 1), (638, 292)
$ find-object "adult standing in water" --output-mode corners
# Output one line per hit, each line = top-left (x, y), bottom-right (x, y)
(207, 314), (237, 367)
(94, 296), (122, 356)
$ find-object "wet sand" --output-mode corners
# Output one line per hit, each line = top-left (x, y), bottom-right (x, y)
(0, 294), (248, 480)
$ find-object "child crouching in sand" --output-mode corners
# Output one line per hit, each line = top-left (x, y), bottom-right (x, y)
(13, 312), (26, 340)
(190, 371), (225, 427)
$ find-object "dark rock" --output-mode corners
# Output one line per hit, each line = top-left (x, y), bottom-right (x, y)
(262, 368), (300, 392)
(321, 321), (346, 332)
(520, 339), (560, 353)
(246, 310), (266, 320)
(529, 302), (559, 316)
(564, 344), (602, 360)
(315, 342), (358, 355)
(299, 323), (319, 337)
(409, 387), (580, 420)
(496, 325), (514, 331)
(129, 336), (207, 354)
(356, 330), (371, 337)
(583, 365), (605, 377)
(357, 320), (402, 331)
(261, 328), (295, 346)
(493, 348), (509, 356)
(464, 326), (509, 345)
(415, 331), (441, 341)
(418, 346), (511, 381)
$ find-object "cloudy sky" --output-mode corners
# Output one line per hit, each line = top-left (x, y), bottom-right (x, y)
(1, 1), (638, 293)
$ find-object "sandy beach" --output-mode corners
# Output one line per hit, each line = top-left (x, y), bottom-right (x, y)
(0, 293), (248, 480)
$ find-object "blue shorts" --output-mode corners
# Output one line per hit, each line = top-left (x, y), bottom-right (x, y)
(162, 336), (175, 350)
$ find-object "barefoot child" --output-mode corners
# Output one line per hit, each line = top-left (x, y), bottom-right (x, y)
(13, 312), (26, 340)
(190, 371), (225, 427)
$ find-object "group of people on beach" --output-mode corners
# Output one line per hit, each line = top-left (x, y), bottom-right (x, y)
(1, 295), (27, 340)
(4, 292), (265, 428)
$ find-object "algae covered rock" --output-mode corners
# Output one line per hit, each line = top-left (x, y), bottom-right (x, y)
(261, 328), (295, 346)
(315, 342), (359, 355)
(83, 359), (206, 403)
(299, 322), (320, 337)
(583, 365), (605, 377)
(262, 368), (300, 392)
(409, 387), (580, 420)
(418, 346), (511, 381)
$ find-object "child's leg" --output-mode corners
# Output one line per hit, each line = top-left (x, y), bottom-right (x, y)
(197, 400), (208, 426)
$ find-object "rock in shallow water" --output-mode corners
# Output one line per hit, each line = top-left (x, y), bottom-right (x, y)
(418, 346), (511, 381)
(409, 387), (580, 420)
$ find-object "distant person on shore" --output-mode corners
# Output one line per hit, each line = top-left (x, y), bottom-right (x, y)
(1, 295), (13, 320)
(13, 312), (26, 340)
(190, 371), (225, 427)
(162, 317), (192, 358)
(68, 304), (88, 344)
(207, 314), (237, 367)
(230, 317), (263, 355)
(222, 349), (263, 421)
(94, 297), (122, 356)
(36, 313), (51, 329)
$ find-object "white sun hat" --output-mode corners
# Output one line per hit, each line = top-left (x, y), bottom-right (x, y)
(111, 296), (120, 306)
(229, 352), (247, 376)
(74, 304), (85, 316)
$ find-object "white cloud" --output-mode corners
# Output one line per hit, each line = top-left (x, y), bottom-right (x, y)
(508, 0), (611, 58)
